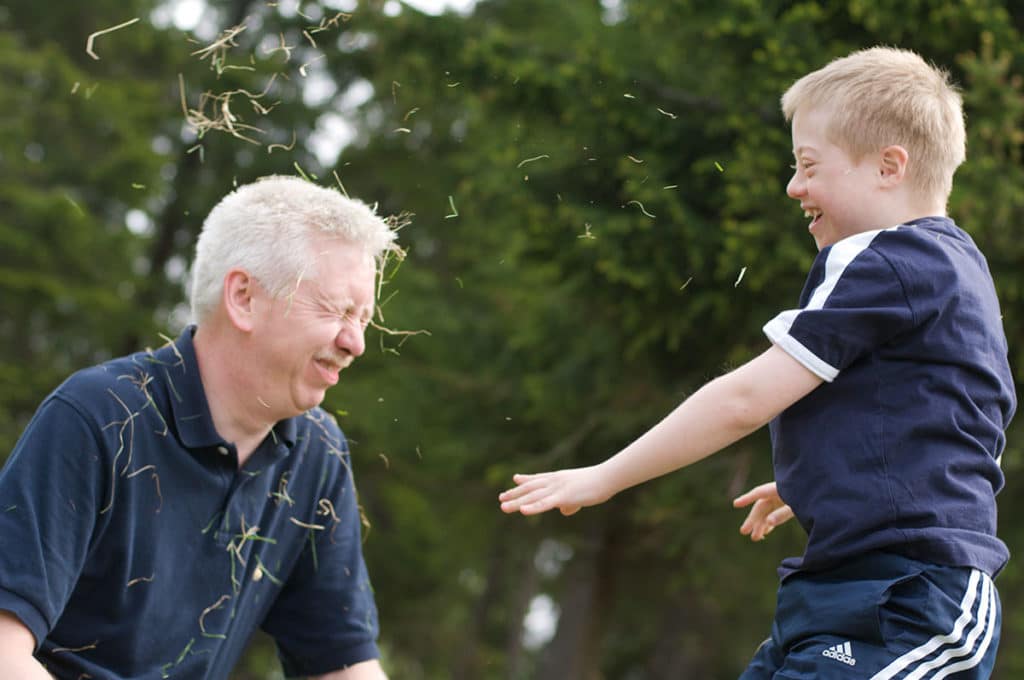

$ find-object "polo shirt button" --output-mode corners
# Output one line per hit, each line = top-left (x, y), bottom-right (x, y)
(217, 446), (229, 455)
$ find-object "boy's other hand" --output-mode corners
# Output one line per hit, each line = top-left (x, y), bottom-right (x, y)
(733, 481), (794, 541)
(499, 466), (611, 516)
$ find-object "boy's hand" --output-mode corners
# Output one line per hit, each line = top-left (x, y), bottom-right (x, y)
(733, 481), (794, 541)
(499, 466), (611, 516)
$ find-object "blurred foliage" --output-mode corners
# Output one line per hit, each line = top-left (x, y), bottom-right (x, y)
(2, 0), (1024, 678)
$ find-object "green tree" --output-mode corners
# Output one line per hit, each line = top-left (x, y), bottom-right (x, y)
(334, 1), (1024, 677)
(3, 0), (1024, 678)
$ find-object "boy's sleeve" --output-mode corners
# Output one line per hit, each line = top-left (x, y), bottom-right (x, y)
(0, 396), (105, 647)
(261, 450), (380, 677)
(763, 238), (914, 382)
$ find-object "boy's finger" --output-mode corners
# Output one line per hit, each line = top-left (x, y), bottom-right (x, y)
(733, 491), (761, 507)
(740, 509), (763, 534)
(733, 483), (775, 506)
(498, 485), (527, 502)
(520, 496), (558, 515)
(504, 487), (557, 513)
(500, 487), (544, 512)
(500, 477), (548, 501)
(501, 497), (537, 514)
(513, 471), (553, 484)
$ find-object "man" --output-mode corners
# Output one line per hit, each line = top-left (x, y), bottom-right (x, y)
(0, 175), (396, 678)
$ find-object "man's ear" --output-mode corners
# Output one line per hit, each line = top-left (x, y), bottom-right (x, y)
(879, 145), (909, 186)
(223, 269), (258, 332)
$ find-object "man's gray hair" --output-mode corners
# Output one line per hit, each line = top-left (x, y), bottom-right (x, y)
(189, 175), (399, 323)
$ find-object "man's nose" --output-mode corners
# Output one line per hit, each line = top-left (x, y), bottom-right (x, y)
(336, 321), (366, 358)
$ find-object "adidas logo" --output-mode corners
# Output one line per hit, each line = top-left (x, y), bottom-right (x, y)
(822, 641), (857, 666)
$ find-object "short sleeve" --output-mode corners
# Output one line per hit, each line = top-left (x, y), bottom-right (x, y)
(261, 450), (380, 677)
(0, 396), (106, 647)
(763, 231), (915, 382)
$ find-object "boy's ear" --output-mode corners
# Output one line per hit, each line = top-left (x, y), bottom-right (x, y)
(878, 145), (909, 186)
(222, 269), (258, 332)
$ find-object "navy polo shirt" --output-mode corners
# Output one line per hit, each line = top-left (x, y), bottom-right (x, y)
(0, 326), (380, 679)
(764, 217), (1016, 580)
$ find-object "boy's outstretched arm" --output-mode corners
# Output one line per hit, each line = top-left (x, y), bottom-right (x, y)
(499, 344), (822, 516)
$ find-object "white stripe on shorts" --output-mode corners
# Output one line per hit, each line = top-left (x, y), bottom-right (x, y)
(870, 569), (995, 680)
(930, 582), (997, 680)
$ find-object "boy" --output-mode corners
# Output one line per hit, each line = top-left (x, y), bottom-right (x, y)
(499, 47), (1015, 678)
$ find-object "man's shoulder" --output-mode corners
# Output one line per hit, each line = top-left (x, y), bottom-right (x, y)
(56, 351), (167, 419)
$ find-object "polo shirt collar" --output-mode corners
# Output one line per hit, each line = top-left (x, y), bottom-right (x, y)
(156, 326), (298, 452)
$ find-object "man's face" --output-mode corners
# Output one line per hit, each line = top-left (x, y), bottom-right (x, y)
(786, 106), (883, 250)
(250, 237), (376, 419)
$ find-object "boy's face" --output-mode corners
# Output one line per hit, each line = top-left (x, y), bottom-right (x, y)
(787, 106), (884, 250)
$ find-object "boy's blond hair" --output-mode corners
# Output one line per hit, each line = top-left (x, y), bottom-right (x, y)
(781, 46), (965, 203)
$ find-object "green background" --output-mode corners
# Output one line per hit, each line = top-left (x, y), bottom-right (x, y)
(3, 1), (1024, 677)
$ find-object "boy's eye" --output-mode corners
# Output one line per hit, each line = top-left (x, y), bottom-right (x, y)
(791, 160), (816, 176)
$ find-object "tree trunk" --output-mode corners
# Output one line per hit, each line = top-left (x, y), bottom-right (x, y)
(533, 502), (627, 680)
(504, 539), (541, 680)
(644, 587), (711, 679)
(451, 535), (514, 680)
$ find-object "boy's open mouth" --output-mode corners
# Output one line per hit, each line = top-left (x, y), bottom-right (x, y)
(804, 209), (823, 232)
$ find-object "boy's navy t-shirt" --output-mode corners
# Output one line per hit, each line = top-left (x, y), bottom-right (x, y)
(0, 326), (380, 679)
(763, 216), (1016, 580)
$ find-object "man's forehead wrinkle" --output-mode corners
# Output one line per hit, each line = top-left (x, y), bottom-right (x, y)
(308, 283), (374, 317)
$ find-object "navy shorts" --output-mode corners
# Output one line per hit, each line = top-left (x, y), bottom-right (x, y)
(739, 552), (1000, 679)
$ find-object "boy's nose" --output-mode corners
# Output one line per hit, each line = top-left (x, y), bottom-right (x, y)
(786, 173), (805, 199)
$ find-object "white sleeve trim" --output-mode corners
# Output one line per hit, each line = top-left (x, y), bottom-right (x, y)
(762, 226), (904, 384)
(763, 316), (840, 382)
